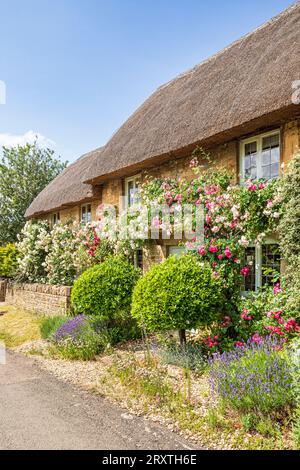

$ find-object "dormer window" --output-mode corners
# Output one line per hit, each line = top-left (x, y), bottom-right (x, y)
(240, 131), (280, 182)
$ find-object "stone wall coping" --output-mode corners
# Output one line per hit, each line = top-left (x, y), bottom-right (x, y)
(7, 282), (72, 297)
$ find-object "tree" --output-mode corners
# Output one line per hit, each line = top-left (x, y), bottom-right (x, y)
(131, 255), (224, 348)
(0, 142), (66, 244)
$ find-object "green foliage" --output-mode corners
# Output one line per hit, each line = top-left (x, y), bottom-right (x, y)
(71, 256), (141, 320)
(50, 315), (105, 360)
(292, 405), (300, 449)
(158, 342), (207, 373)
(51, 330), (104, 361)
(91, 316), (142, 345)
(40, 315), (69, 339)
(278, 152), (300, 263)
(240, 413), (259, 432)
(276, 152), (300, 318)
(0, 143), (66, 245)
(131, 255), (223, 333)
(0, 243), (18, 278)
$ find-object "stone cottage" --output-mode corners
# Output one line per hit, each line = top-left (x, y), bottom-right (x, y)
(26, 2), (300, 292)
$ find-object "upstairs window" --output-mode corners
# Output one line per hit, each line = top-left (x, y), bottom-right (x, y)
(81, 204), (91, 224)
(240, 131), (280, 181)
(125, 175), (141, 207)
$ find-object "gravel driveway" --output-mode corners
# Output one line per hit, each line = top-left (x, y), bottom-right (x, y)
(0, 351), (196, 450)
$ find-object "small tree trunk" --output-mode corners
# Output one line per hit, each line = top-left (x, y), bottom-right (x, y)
(178, 329), (186, 350)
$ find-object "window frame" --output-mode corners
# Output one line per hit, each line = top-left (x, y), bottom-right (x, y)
(80, 203), (92, 224)
(239, 130), (281, 182)
(52, 212), (60, 226)
(242, 237), (280, 294)
(124, 174), (141, 208)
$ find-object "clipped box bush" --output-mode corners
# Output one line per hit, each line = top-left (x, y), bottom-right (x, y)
(71, 256), (141, 320)
(131, 254), (223, 343)
(0, 243), (18, 278)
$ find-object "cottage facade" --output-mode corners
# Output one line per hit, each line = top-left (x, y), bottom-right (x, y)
(25, 3), (300, 289)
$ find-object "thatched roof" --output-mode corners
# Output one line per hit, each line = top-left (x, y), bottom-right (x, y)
(25, 147), (103, 218)
(85, 2), (300, 183)
(27, 3), (300, 218)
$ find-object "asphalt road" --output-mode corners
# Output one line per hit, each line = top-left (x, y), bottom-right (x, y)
(0, 351), (196, 450)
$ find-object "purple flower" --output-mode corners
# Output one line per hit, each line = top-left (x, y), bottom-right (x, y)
(53, 315), (88, 342)
(208, 337), (294, 412)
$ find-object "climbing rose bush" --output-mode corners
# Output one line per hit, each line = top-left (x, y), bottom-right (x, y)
(16, 220), (50, 283)
(44, 221), (82, 285)
(141, 155), (280, 315)
(140, 151), (282, 350)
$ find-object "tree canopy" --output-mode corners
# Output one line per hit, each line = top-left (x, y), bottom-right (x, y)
(0, 142), (67, 245)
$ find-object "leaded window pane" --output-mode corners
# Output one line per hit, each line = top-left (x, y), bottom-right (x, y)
(262, 244), (281, 287)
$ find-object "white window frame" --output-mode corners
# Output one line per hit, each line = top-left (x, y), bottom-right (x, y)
(81, 203), (92, 224)
(242, 237), (280, 294)
(125, 174), (141, 208)
(239, 129), (280, 182)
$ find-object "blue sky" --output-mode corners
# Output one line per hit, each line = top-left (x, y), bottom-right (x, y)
(0, 0), (295, 163)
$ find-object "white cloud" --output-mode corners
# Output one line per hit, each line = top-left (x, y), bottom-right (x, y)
(0, 130), (55, 149)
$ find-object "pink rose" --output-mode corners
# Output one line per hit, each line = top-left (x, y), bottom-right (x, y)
(224, 247), (233, 258)
(240, 266), (250, 277)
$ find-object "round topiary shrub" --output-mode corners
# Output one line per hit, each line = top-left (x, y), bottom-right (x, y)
(131, 255), (223, 344)
(71, 256), (141, 320)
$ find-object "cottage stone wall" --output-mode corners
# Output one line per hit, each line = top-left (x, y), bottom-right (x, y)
(282, 120), (300, 168)
(5, 283), (72, 316)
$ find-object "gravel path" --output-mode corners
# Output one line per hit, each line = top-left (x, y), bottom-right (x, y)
(0, 351), (197, 450)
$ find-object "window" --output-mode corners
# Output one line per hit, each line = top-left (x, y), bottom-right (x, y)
(133, 249), (143, 269)
(243, 241), (280, 293)
(125, 175), (140, 207)
(81, 204), (91, 224)
(240, 131), (280, 181)
(52, 212), (60, 225)
(168, 246), (186, 258)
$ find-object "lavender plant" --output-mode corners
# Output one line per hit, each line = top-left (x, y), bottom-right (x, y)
(53, 314), (88, 342)
(52, 315), (103, 360)
(209, 337), (293, 413)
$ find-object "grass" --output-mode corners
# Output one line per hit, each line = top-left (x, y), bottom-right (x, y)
(158, 342), (207, 373)
(0, 306), (42, 347)
(40, 315), (69, 339)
